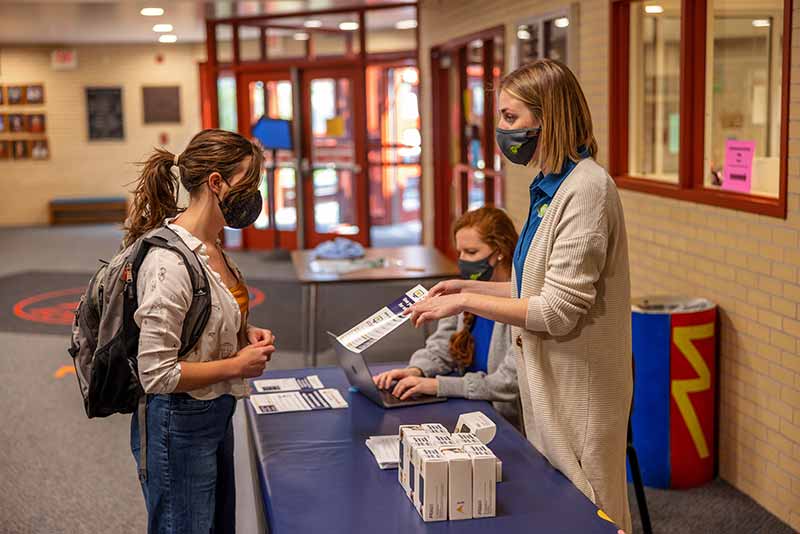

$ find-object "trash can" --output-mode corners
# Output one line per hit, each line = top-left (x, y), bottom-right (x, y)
(629, 296), (718, 489)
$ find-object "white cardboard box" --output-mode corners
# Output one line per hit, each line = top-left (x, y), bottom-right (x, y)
(406, 435), (434, 500)
(413, 447), (449, 522)
(451, 432), (482, 447)
(398, 426), (428, 492)
(440, 447), (473, 520)
(427, 433), (456, 448)
(455, 411), (497, 444)
(421, 423), (449, 434)
(464, 444), (497, 518)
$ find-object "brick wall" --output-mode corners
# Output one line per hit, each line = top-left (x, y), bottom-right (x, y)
(419, 0), (800, 528)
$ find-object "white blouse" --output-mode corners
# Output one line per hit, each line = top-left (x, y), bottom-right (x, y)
(133, 221), (249, 400)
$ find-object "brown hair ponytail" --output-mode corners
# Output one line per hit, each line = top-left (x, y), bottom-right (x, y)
(123, 148), (180, 247)
(123, 128), (264, 247)
(447, 207), (519, 369)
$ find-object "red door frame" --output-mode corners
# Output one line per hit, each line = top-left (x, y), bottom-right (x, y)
(430, 26), (505, 257)
(300, 67), (370, 248)
(237, 70), (299, 250)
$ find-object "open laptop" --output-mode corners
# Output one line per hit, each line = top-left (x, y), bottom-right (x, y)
(328, 332), (446, 409)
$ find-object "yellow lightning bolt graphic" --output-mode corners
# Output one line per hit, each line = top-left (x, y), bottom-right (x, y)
(671, 323), (714, 459)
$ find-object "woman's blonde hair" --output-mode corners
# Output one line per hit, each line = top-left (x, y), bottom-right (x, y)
(448, 207), (519, 369)
(499, 59), (597, 174)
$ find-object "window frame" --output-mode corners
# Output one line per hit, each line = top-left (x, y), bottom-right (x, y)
(513, 5), (580, 71)
(609, 0), (792, 218)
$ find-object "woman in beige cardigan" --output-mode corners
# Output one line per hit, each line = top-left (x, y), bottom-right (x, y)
(408, 59), (633, 534)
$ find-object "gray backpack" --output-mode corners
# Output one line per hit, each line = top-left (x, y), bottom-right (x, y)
(68, 226), (211, 418)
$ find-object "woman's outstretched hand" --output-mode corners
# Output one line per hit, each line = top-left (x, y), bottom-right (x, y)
(426, 279), (469, 299)
(406, 293), (467, 328)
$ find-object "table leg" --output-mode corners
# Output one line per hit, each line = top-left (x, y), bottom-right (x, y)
(309, 283), (318, 367)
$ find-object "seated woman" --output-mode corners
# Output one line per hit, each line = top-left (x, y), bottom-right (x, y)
(373, 207), (521, 424)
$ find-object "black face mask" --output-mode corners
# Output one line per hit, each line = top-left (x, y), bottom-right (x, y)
(495, 126), (541, 165)
(458, 252), (495, 281)
(214, 180), (263, 229)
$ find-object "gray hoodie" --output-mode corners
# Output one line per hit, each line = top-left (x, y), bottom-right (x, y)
(409, 314), (520, 424)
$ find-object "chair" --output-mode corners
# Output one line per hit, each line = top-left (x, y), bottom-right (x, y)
(628, 354), (653, 534)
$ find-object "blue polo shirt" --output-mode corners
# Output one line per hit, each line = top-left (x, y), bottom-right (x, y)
(513, 151), (588, 293)
(466, 315), (494, 373)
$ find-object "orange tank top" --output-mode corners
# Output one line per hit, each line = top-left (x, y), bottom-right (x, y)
(228, 280), (250, 319)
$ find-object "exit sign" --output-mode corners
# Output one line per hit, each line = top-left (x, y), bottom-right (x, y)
(51, 49), (77, 70)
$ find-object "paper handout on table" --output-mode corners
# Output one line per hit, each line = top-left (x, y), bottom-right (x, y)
(252, 375), (324, 393)
(250, 388), (348, 414)
(366, 435), (400, 470)
(336, 284), (428, 353)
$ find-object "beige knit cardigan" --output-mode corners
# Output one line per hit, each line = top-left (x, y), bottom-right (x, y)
(510, 157), (633, 534)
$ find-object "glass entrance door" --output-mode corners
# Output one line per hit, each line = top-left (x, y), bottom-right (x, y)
(240, 71), (298, 250)
(301, 69), (369, 247)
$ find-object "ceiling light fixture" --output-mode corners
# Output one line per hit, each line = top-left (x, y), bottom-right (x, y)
(152, 24), (173, 32)
(294, 32), (310, 40)
(644, 5), (664, 14)
(395, 19), (417, 30)
(158, 34), (178, 43)
(339, 21), (359, 31)
(752, 19), (770, 27)
(304, 20), (323, 28)
(140, 7), (164, 17)
(554, 17), (569, 28)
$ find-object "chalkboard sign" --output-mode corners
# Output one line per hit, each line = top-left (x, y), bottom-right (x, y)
(86, 87), (124, 140)
(143, 86), (181, 124)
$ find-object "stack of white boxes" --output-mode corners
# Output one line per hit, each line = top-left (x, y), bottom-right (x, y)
(397, 413), (500, 523)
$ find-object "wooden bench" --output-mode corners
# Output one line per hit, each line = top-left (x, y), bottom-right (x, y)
(49, 196), (128, 225)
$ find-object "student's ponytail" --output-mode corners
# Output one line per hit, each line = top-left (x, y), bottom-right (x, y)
(123, 148), (181, 247)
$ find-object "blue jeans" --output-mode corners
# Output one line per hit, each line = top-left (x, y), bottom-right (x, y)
(131, 393), (237, 534)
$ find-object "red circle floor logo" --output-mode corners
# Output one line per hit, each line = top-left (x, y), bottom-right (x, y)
(13, 287), (85, 325)
(13, 286), (266, 326)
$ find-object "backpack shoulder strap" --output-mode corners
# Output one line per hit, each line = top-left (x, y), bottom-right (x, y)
(139, 226), (212, 357)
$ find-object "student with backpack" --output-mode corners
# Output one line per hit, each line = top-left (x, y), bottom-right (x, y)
(71, 129), (275, 533)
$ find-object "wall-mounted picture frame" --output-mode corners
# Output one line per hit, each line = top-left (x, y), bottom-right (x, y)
(142, 86), (181, 124)
(0, 141), (9, 160)
(0, 87), (4, 106)
(0, 114), (6, 133)
(26, 85), (44, 105)
(12, 140), (29, 159)
(31, 139), (49, 160)
(86, 87), (124, 140)
(8, 114), (25, 133)
(7, 86), (24, 105)
(27, 114), (45, 133)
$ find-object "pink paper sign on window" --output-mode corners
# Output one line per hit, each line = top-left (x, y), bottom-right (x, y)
(722, 140), (755, 193)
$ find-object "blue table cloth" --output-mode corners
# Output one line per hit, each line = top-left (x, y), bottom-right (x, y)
(245, 364), (620, 534)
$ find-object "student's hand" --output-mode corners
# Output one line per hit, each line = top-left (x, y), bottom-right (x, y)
(407, 293), (467, 328)
(392, 376), (438, 400)
(230, 341), (275, 379)
(372, 367), (422, 390)
(247, 326), (275, 346)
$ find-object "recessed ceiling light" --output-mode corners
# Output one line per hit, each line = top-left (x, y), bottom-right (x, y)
(395, 19), (417, 30)
(752, 19), (770, 27)
(517, 29), (531, 40)
(294, 32), (310, 41)
(140, 7), (164, 17)
(339, 21), (359, 31)
(152, 24), (173, 32)
(554, 17), (569, 28)
(158, 34), (177, 43)
(304, 19), (323, 28)
(644, 5), (664, 14)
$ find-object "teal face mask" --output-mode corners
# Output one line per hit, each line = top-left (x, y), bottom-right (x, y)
(495, 127), (541, 165)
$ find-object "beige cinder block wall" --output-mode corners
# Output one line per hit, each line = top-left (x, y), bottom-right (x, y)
(418, 0), (800, 529)
(0, 43), (205, 226)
